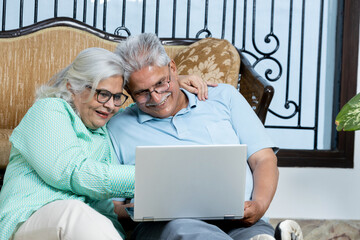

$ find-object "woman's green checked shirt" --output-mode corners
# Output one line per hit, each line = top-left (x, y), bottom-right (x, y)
(0, 98), (135, 240)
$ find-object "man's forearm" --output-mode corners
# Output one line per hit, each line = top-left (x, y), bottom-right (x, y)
(249, 148), (279, 215)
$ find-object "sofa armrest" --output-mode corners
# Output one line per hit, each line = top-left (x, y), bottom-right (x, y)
(238, 51), (274, 124)
(0, 129), (12, 170)
(0, 129), (12, 190)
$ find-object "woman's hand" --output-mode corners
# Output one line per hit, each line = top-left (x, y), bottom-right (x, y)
(113, 200), (138, 231)
(113, 200), (133, 220)
(178, 75), (218, 101)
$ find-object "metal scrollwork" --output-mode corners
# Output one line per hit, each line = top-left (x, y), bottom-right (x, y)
(195, 0), (212, 39)
(253, 56), (282, 82)
(114, 26), (131, 37)
(251, 0), (299, 121)
(268, 100), (299, 119)
(196, 28), (212, 38)
(114, 0), (131, 37)
(252, 31), (280, 56)
(252, 0), (280, 56)
(263, 33), (280, 55)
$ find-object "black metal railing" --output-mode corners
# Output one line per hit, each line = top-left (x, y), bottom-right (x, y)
(0, 0), (332, 151)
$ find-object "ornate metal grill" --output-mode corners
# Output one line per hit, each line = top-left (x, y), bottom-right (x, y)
(0, 0), (341, 152)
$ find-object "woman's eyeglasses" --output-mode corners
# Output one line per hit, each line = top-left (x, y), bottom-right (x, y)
(86, 85), (128, 107)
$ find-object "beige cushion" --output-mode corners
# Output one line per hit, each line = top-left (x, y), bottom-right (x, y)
(173, 38), (241, 88)
(164, 45), (187, 60)
(0, 129), (12, 169)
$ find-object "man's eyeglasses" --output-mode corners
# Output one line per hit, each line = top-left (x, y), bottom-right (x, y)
(133, 64), (172, 103)
(86, 85), (128, 107)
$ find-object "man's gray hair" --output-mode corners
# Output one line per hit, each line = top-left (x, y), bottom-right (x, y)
(36, 47), (124, 110)
(115, 33), (170, 83)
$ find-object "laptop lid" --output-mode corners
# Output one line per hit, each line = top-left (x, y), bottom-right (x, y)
(131, 144), (247, 222)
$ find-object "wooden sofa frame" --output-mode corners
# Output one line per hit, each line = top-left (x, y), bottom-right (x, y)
(0, 17), (274, 188)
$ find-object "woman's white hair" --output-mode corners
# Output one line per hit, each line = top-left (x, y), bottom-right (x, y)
(36, 47), (124, 110)
(115, 33), (170, 83)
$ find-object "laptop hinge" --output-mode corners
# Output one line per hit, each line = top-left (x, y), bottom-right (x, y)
(224, 215), (235, 220)
(143, 217), (155, 221)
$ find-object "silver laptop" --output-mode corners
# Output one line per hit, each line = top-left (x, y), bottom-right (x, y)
(127, 144), (247, 222)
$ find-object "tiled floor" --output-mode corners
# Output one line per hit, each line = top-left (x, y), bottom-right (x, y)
(270, 219), (360, 240)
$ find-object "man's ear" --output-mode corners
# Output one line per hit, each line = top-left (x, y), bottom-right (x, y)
(170, 59), (178, 75)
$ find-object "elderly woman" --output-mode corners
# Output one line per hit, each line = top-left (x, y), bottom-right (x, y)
(0, 47), (208, 240)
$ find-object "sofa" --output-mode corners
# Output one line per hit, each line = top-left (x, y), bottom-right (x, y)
(0, 17), (274, 188)
(1, 16), (317, 240)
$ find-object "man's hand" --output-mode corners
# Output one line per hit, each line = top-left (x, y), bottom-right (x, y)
(178, 75), (218, 101)
(208, 199), (269, 231)
(240, 200), (267, 226)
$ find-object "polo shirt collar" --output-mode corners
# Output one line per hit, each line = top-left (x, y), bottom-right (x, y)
(137, 88), (198, 123)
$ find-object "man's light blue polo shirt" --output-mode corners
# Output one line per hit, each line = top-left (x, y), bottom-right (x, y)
(107, 83), (277, 201)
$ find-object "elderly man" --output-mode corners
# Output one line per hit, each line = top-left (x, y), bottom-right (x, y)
(107, 33), (279, 240)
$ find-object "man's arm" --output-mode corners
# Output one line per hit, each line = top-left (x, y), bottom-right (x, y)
(221, 85), (278, 225)
(242, 148), (279, 226)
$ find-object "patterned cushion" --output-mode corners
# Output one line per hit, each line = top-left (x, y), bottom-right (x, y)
(173, 38), (241, 88)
